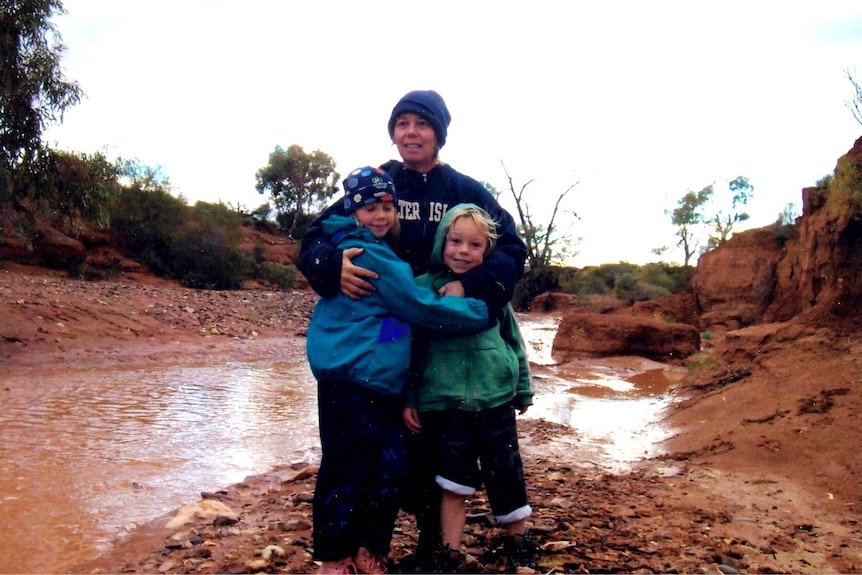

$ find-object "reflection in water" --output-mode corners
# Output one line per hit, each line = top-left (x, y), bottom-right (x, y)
(0, 314), (677, 574)
(517, 314), (676, 471)
(0, 357), (319, 574)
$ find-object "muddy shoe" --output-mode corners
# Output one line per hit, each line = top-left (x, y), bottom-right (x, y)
(502, 530), (538, 573)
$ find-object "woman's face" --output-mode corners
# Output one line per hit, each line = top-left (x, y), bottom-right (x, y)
(392, 112), (438, 173)
(354, 201), (396, 239)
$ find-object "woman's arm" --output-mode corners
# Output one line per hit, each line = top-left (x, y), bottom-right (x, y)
(299, 201), (378, 299)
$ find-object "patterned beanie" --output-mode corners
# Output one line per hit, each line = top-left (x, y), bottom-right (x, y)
(387, 90), (452, 147)
(342, 166), (397, 214)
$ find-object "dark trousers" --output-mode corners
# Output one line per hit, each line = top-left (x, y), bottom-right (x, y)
(313, 379), (406, 561)
(402, 429), (443, 557)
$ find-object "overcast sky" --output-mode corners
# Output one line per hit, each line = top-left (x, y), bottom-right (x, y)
(44, 1), (862, 266)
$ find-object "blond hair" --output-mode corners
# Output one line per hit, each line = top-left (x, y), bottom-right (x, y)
(443, 205), (498, 254)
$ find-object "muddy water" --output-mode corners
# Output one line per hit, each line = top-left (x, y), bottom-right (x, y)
(517, 314), (679, 470)
(0, 357), (320, 574)
(0, 314), (677, 574)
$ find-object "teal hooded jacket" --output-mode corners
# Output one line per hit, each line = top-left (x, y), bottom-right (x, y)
(405, 204), (533, 413)
(306, 214), (489, 397)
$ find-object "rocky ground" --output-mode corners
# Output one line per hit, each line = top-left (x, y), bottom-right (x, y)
(2, 261), (861, 574)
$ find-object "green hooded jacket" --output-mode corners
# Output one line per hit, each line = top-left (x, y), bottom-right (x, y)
(404, 204), (533, 413)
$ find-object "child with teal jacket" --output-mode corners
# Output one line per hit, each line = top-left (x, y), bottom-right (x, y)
(402, 203), (536, 572)
(306, 168), (489, 575)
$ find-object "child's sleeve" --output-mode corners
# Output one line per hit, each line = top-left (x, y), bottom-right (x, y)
(499, 304), (533, 408)
(365, 244), (489, 333)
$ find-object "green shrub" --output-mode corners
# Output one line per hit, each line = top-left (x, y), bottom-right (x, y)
(260, 262), (297, 290)
(556, 262), (692, 303)
(684, 351), (722, 373)
(108, 188), (253, 289)
(170, 202), (252, 289)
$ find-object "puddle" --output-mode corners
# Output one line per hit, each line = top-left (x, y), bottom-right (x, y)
(516, 313), (680, 471)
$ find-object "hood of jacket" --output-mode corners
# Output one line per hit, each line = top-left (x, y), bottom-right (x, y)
(420, 203), (487, 292)
(321, 213), (367, 244)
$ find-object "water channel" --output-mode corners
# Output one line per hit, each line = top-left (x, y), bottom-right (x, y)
(0, 314), (678, 574)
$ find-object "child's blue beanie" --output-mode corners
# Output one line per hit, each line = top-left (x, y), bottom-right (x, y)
(387, 90), (452, 147)
(343, 166), (397, 214)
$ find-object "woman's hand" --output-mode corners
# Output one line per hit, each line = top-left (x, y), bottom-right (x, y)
(403, 407), (422, 433)
(341, 248), (379, 299)
(437, 280), (465, 298)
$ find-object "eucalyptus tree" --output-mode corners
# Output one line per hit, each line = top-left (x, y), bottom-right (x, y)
(255, 144), (339, 237)
(1, 0), (83, 200)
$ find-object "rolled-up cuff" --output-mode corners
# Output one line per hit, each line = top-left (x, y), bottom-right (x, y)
(435, 475), (476, 496)
(494, 504), (532, 525)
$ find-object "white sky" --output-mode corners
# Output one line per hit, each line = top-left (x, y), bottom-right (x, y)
(44, 1), (862, 266)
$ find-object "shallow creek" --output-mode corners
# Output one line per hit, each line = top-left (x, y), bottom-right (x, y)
(0, 313), (679, 574)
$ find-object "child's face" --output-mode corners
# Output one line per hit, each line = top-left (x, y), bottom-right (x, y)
(354, 201), (396, 239)
(442, 216), (489, 274)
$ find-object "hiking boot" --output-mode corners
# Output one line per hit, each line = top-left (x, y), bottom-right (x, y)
(353, 547), (387, 574)
(405, 527), (441, 573)
(502, 530), (538, 573)
(317, 557), (357, 574)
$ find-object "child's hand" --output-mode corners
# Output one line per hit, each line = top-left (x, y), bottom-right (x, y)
(403, 407), (422, 433)
(437, 280), (465, 298)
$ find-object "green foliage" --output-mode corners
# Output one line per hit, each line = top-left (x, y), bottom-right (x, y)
(108, 176), (188, 276)
(708, 176), (753, 247)
(255, 145), (339, 237)
(2, 147), (301, 291)
(108, 167), (252, 289)
(0, 147), (119, 242)
(669, 185), (712, 266)
(558, 261), (692, 304)
(1, 0), (83, 199)
(512, 266), (562, 310)
(259, 262), (297, 290)
(684, 351), (723, 373)
(175, 202), (252, 289)
(39, 148), (118, 229)
(830, 155), (862, 218)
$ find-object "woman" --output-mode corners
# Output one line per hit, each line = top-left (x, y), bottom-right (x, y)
(299, 89), (528, 570)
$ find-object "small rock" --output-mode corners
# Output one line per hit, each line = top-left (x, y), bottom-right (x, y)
(261, 544), (285, 560)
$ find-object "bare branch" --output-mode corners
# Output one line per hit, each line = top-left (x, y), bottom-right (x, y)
(845, 67), (862, 126)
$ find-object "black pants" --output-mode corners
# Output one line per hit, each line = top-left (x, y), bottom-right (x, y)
(313, 380), (406, 561)
(402, 428), (443, 556)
